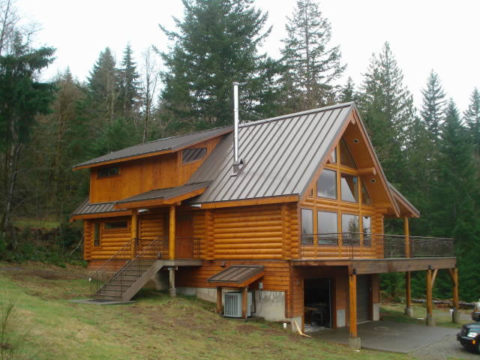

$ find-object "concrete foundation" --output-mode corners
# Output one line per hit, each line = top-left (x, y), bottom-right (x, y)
(289, 316), (303, 332)
(349, 336), (361, 350)
(404, 306), (414, 317)
(254, 291), (286, 322)
(336, 309), (346, 327)
(451, 309), (460, 323)
(373, 303), (380, 321)
(426, 313), (435, 326)
(152, 271), (169, 291)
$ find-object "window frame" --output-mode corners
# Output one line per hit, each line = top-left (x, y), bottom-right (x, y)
(301, 208), (314, 245)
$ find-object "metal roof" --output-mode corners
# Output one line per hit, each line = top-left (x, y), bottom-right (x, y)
(189, 103), (353, 204)
(207, 265), (264, 285)
(71, 199), (128, 216)
(116, 182), (210, 205)
(388, 183), (421, 217)
(74, 126), (232, 169)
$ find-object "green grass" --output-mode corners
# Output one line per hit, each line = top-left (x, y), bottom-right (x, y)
(0, 262), (414, 360)
(12, 218), (60, 230)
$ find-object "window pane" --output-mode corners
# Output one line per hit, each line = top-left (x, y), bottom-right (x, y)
(362, 183), (372, 205)
(94, 223), (100, 247)
(340, 139), (356, 168)
(317, 169), (337, 199)
(363, 216), (371, 246)
(317, 211), (338, 245)
(342, 214), (359, 246)
(98, 166), (120, 178)
(341, 174), (358, 202)
(330, 148), (337, 163)
(104, 221), (127, 229)
(301, 209), (313, 245)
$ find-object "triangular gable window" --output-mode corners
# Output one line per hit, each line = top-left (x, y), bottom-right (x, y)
(340, 139), (356, 168)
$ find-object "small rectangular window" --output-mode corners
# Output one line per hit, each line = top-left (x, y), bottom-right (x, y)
(342, 213), (360, 246)
(182, 147), (207, 163)
(341, 174), (358, 202)
(104, 221), (127, 229)
(94, 223), (100, 247)
(317, 211), (338, 245)
(301, 208), (313, 245)
(97, 166), (120, 178)
(317, 169), (337, 199)
(363, 216), (372, 247)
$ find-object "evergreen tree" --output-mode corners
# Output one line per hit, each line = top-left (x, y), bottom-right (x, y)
(358, 42), (415, 184)
(431, 100), (480, 300)
(0, 32), (56, 231)
(280, 0), (345, 110)
(87, 47), (119, 124)
(160, 0), (282, 130)
(338, 77), (357, 103)
(464, 88), (480, 155)
(420, 70), (446, 139)
(118, 44), (141, 123)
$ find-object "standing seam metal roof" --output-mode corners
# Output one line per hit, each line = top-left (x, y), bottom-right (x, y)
(74, 126), (232, 169)
(189, 103), (353, 203)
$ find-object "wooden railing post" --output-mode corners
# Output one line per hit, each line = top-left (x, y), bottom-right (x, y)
(404, 217), (410, 258)
(450, 268), (460, 323)
(348, 271), (361, 349)
(242, 287), (248, 320)
(216, 287), (223, 314)
(131, 210), (138, 258)
(169, 205), (176, 260)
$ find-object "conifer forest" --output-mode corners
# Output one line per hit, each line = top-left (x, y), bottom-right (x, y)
(1, 0), (480, 302)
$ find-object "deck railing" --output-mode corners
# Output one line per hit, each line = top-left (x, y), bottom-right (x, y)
(300, 233), (454, 259)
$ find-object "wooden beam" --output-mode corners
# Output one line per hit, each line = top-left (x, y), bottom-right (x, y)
(357, 167), (377, 176)
(131, 210), (138, 258)
(405, 272), (412, 308)
(349, 273), (357, 338)
(426, 269), (433, 325)
(216, 287), (223, 314)
(199, 195), (299, 209)
(169, 205), (176, 260)
(70, 210), (132, 222)
(432, 269), (439, 287)
(404, 217), (410, 258)
(452, 268), (459, 310)
(242, 287), (248, 320)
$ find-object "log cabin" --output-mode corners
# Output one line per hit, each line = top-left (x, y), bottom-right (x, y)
(71, 102), (457, 348)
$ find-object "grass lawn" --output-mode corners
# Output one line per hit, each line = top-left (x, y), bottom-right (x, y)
(0, 262), (413, 360)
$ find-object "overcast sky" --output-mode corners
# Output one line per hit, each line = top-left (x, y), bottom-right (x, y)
(16, 0), (480, 112)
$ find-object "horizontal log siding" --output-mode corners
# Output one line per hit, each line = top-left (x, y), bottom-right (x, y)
(139, 213), (168, 259)
(89, 217), (131, 260)
(193, 212), (206, 258)
(209, 204), (297, 260)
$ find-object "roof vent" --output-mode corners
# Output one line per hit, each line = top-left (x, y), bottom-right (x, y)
(232, 82), (244, 176)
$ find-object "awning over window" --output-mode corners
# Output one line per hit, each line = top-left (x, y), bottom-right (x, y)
(208, 265), (264, 288)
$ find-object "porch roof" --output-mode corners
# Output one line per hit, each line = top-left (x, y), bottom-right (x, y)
(114, 182), (210, 209)
(208, 265), (265, 288)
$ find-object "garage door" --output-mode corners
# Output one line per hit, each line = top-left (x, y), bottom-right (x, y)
(357, 275), (370, 323)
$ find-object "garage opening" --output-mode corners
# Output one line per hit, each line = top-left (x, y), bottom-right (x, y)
(304, 278), (332, 329)
(357, 275), (370, 323)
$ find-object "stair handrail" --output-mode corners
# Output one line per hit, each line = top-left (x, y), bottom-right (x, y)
(89, 239), (134, 296)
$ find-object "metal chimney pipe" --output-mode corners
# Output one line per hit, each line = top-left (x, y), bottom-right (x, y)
(233, 82), (240, 164)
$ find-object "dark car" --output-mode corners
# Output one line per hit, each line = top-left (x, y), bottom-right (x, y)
(458, 323), (480, 353)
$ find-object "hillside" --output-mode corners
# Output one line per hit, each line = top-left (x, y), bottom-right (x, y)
(0, 262), (410, 360)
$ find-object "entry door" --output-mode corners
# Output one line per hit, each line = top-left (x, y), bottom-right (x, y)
(357, 275), (370, 323)
(175, 213), (194, 259)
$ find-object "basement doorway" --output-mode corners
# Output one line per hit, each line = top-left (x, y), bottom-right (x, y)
(304, 278), (332, 329)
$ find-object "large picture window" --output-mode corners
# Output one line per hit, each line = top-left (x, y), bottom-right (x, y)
(317, 211), (338, 245)
(342, 213), (359, 246)
(363, 216), (372, 246)
(317, 169), (337, 199)
(301, 208), (313, 245)
(341, 174), (358, 202)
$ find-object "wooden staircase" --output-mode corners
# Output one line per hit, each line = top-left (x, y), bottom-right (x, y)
(93, 258), (202, 302)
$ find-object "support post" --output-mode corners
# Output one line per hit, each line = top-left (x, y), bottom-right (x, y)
(216, 287), (223, 314)
(451, 268), (460, 323)
(242, 287), (248, 320)
(426, 268), (435, 326)
(169, 205), (176, 260)
(404, 217), (410, 258)
(131, 210), (138, 258)
(348, 272), (361, 349)
(405, 272), (413, 317)
(169, 267), (176, 297)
